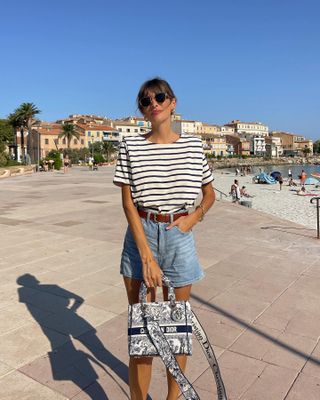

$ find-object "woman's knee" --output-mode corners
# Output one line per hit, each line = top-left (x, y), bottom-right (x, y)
(130, 356), (153, 366)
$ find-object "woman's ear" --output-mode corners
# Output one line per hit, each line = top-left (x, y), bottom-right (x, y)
(170, 98), (177, 113)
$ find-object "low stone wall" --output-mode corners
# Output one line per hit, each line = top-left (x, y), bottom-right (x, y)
(209, 156), (320, 170)
(0, 165), (36, 179)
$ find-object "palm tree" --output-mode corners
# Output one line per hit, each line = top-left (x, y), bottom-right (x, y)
(59, 123), (80, 149)
(9, 103), (41, 163)
(103, 141), (116, 162)
(302, 147), (311, 158)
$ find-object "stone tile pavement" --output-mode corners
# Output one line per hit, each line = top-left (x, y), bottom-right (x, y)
(0, 167), (319, 399)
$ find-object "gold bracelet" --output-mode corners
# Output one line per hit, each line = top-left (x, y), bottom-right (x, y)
(196, 204), (205, 222)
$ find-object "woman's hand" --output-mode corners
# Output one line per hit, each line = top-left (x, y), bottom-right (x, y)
(141, 253), (163, 288)
(166, 214), (196, 233)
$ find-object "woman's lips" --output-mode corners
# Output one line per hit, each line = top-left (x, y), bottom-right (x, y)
(151, 110), (162, 115)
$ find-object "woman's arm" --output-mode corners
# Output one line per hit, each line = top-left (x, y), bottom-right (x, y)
(166, 182), (215, 232)
(121, 185), (163, 288)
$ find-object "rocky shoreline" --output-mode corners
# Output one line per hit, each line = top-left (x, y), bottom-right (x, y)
(209, 156), (320, 170)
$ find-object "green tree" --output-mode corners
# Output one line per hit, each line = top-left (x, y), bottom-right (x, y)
(302, 147), (311, 157)
(0, 119), (15, 143)
(59, 123), (80, 149)
(8, 103), (41, 163)
(313, 140), (320, 154)
(0, 119), (15, 166)
(103, 141), (116, 162)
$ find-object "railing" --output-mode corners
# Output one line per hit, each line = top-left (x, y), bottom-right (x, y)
(214, 187), (228, 200)
(310, 197), (320, 239)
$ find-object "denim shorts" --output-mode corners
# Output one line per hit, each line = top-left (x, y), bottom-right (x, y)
(120, 216), (204, 287)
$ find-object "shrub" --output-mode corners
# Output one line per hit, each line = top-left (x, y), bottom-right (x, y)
(47, 150), (62, 170)
(94, 153), (105, 163)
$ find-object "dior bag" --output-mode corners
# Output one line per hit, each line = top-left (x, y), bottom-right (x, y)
(128, 276), (228, 400)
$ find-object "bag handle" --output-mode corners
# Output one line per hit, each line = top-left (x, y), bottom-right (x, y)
(139, 275), (176, 307)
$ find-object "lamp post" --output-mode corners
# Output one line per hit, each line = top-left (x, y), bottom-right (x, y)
(37, 131), (40, 171)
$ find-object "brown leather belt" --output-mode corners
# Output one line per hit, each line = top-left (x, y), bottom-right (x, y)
(138, 209), (188, 223)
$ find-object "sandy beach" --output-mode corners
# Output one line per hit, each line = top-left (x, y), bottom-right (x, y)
(213, 170), (320, 230)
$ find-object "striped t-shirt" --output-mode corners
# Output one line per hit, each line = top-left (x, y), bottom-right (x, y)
(113, 133), (213, 213)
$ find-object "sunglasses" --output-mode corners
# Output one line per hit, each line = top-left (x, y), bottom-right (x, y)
(139, 92), (168, 108)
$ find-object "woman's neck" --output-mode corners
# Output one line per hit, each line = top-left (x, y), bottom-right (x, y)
(147, 120), (179, 144)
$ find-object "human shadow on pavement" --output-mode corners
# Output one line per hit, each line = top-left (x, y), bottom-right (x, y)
(191, 293), (320, 366)
(17, 274), (130, 400)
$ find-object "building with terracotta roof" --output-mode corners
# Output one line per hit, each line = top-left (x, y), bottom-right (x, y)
(28, 123), (86, 162)
(270, 131), (313, 156)
(225, 135), (251, 156)
(75, 124), (120, 146)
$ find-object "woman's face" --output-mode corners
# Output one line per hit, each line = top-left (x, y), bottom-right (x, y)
(141, 90), (176, 125)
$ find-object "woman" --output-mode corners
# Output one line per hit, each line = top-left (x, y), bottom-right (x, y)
(63, 154), (70, 174)
(113, 77), (215, 400)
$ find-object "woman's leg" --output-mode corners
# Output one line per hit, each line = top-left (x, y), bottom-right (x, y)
(124, 277), (156, 400)
(163, 284), (192, 400)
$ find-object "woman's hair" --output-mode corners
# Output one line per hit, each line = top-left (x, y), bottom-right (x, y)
(137, 77), (177, 113)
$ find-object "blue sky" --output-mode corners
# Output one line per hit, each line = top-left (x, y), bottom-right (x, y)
(1, 0), (319, 139)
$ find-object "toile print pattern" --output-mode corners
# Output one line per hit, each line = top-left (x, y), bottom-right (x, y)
(146, 319), (199, 399)
(128, 300), (193, 357)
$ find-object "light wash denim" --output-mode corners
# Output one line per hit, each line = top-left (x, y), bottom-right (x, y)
(120, 215), (204, 287)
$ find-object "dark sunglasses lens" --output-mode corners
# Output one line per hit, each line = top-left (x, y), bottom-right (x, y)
(140, 97), (151, 107)
(155, 93), (166, 103)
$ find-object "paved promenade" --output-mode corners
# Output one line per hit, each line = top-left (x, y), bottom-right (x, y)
(0, 167), (319, 400)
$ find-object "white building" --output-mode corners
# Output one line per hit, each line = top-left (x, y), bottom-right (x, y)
(171, 119), (203, 135)
(225, 120), (269, 137)
(221, 126), (235, 134)
(112, 121), (149, 140)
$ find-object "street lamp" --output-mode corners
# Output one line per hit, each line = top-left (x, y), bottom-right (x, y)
(37, 131), (40, 171)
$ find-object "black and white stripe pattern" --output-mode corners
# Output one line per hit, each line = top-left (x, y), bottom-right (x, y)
(113, 133), (213, 213)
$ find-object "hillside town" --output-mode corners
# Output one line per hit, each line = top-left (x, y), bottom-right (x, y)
(6, 113), (315, 164)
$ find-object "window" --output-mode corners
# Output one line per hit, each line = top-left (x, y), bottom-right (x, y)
(87, 131), (91, 137)
(74, 139), (78, 144)
(81, 139), (84, 145)
(88, 141), (91, 145)
(96, 132), (100, 137)
(119, 128), (122, 132)
(134, 129), (138, 133)
(45, 139), (49, 145)
(127, 129), (130, 132)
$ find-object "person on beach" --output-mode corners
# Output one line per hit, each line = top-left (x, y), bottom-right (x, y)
(278, 174), (283, 190)
(297, 186), (306, 195)
(288, 177), (297, 187)
(230, 179), (241, 203)
(299, 169), (307, 186)
(288, 169), (292, 179)
(240, 186), (252, 198)
(113, 77), (215, 400)
(63, 155), (70, 174)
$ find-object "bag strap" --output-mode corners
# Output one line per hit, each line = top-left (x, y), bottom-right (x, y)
(145, 317), (200, 400)
(191, 311), (227, 400)
(145, 314), (227, 399)
(140, 277), (228, 399)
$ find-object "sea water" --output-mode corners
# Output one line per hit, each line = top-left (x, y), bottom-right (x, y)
(252, 164), (320, 179)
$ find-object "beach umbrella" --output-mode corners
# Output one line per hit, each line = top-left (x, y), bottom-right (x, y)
(270, 171), (281, 180)
(257, 172), (277, 184)
(304, 177), (319, 185)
